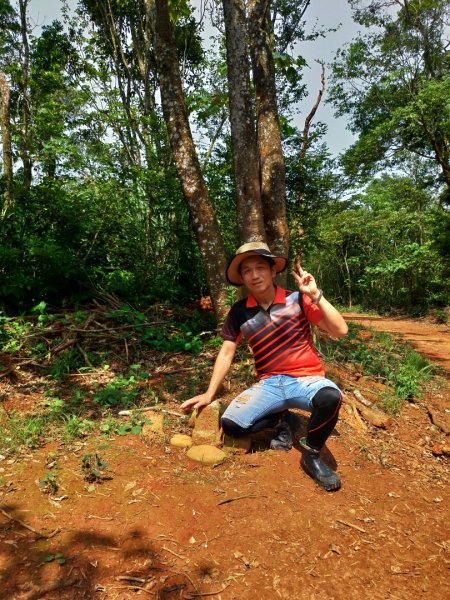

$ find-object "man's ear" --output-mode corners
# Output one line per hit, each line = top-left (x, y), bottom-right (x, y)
(271, 265), (277, 278)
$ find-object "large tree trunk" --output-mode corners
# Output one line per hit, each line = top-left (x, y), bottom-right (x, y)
(249, 0), (289, 278)
(0, 72), (13, 215)
(222, 0), (266, 244)
(18, 0), (32, 190)
(152, 0), (228, 320)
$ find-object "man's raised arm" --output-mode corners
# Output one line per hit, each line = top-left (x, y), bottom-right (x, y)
(292, 260), (348, 338)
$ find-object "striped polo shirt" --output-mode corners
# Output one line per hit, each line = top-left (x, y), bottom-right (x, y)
(220, 286), (325, 379)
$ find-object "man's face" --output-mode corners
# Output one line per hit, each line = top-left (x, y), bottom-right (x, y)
(240, 256), (277, 296)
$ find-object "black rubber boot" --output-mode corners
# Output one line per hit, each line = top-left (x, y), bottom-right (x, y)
(299, 439), (341, 491)
(269, 414), (293, 451)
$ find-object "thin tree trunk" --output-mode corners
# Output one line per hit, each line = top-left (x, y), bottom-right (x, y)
(342, 248), (352, 308)
(0, 72), (13, 214)
(249, 0), (289, 280)
(222, 0), (266, 244)
(151, 0), (228, 320)
(18, 0), (32, 190)
(297, 61), (325, 205)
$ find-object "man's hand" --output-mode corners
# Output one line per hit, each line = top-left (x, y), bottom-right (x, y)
(180, 393), (212, 412)
(291, 260), (321, 302)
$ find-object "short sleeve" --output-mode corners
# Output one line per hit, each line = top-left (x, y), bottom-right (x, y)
(220, 306), (242, 342)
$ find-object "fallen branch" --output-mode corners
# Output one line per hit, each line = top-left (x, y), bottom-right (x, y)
(76, 343), (94, 368)
(119, 407), (184, 418)
(353, 389), (384, 411)
(0, 366), (16, 379)
(342, 392), (393, 429)
(162, 545), (185, 559)
(350, 403), (368, 431)
(116, 576), (149, 584)
(427, 408), (450, 434)
(50, 338), (76, 355)
(109, 585), (154, 595)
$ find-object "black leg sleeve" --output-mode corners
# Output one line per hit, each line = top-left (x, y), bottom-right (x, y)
(306, 387), (342, 451)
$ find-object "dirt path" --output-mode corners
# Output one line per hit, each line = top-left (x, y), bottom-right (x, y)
(344, 313), (450, 372)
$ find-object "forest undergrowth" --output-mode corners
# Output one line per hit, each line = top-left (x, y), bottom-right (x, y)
(0, 297), (440, 458)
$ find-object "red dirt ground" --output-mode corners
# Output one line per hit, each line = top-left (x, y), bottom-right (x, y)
(343, 313), (450, 371)
(0, 316), (449, 600)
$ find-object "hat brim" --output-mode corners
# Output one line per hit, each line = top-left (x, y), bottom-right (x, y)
(226, 250), (288, 286)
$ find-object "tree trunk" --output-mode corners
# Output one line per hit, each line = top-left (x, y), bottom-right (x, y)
(248, 0), (289, 272)
(222, 0), (266, 244)
(18, 0), (32, 190)
(151, 0), (228, 320)
(0, 72), (13, 214)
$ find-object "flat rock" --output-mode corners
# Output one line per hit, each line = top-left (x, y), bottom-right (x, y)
(186, 445), (227, 465)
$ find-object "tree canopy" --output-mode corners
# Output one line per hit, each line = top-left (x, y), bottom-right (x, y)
(0, 0), (448, 317)
(329, 0), (450, 198)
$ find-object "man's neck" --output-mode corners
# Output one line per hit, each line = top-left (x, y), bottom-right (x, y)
(252, 285), (277, 310)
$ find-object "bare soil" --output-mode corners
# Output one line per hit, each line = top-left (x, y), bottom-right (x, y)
(0, 315), (449, 600)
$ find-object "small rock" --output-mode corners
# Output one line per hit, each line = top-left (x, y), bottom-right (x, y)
(223, 435), (251, 454)
(431, 444), (450, 456)
(170, 434), (192, 448)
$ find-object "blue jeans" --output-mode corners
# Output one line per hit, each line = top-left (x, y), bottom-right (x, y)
(221, 375), (341, 429)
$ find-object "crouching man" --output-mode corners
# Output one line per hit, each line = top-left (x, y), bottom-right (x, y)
(181, 242), (348, 491)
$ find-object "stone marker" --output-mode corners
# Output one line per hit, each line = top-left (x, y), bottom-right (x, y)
(187, 445), (227, 465)
(191, 400), (222, 446)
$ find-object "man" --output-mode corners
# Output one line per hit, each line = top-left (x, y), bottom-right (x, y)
(181, 242), (348, 491)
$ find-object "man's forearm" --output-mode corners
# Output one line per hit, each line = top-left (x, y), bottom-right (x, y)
(316, 297), (348, 338)
(204, 342), (236, 400)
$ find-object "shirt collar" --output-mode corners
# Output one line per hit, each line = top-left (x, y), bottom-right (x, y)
(246, 285), (286, 308)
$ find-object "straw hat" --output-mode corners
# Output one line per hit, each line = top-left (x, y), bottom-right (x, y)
(225, 242), (288, 286)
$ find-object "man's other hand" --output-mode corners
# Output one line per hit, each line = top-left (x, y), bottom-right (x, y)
(180, 393), (212, 411)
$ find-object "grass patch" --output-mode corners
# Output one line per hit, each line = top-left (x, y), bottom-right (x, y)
(0, 411), (47, 450)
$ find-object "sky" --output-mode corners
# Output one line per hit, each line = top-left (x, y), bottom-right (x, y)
(28, 0), (361, 156)
(293, 0), (361, 155)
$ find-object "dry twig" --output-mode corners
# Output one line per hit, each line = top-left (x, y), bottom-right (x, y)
(336, 519), (366, 533)
(0, 508), (60, 539)
(218, 494), (257, 506)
